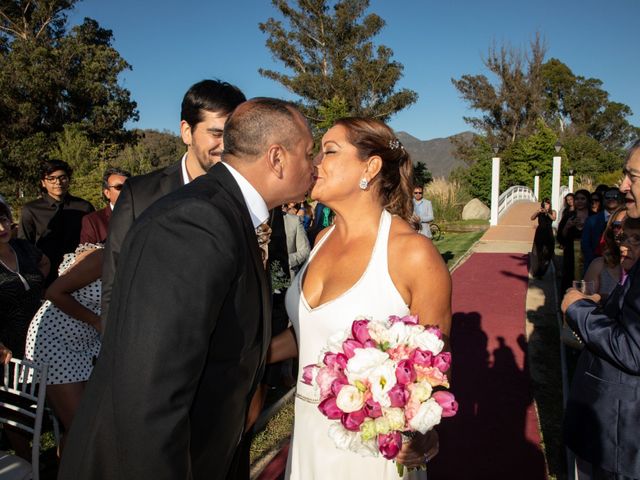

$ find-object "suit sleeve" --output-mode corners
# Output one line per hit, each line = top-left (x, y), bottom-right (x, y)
(581, 216), (595, 270)
(288, 219), (311, 270)
(110, 200), (237, 479)
(101, 181), (135, 327)
(566, 294), (640, 375)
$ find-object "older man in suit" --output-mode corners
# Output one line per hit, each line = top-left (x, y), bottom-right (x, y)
(101, 79), (246, 325)
(58, 98), (316, 480)
(562, 139), (640, 480)
(79, 167), (131, 244)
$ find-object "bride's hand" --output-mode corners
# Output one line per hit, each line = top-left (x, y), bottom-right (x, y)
(395, 429), (439, 468)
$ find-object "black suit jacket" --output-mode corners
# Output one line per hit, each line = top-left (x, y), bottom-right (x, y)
(101, 161), (184, 325)
(58, 164), (271, 480)
(564, 261), (640, 477)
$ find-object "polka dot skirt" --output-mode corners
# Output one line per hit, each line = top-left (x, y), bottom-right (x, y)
(25, 251), (102, 385)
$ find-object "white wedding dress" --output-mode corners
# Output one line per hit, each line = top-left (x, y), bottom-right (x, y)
(284, 210), (427, 479)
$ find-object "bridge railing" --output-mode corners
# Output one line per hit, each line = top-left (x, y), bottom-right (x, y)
(497, 185), (536, 219)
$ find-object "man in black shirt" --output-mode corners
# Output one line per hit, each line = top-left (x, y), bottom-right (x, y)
(18, 160), (94, 286)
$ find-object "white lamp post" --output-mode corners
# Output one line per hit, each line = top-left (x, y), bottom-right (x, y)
(534, 169), (540, 201)
(568, 168), (575, 193)
(551, 141), (562, 215)
(490, 146), (500, 226)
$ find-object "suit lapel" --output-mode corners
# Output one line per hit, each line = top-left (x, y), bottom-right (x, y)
(160, 161), (184, 196)
(208, 164), (272, 365)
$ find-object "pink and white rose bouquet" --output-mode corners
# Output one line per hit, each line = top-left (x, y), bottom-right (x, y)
(302, 314), (458, 474)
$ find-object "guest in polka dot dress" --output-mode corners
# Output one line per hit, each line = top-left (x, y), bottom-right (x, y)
(25, 243), (103, 448)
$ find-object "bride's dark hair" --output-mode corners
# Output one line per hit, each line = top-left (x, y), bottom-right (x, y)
(333, 117), (417, 227)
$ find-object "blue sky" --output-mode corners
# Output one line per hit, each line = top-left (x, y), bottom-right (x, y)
(68, 0), (639, 141)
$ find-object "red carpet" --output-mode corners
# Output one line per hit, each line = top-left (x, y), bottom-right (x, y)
(259, 252), (546, 479)
(429, 253), (547, 479)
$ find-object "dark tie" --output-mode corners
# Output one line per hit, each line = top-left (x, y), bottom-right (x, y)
(256, 222), (272, 269)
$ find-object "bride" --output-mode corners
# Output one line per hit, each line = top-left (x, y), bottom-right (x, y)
(269, 117), (452, 479)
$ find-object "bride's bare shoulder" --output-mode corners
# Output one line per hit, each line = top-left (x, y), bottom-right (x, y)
(388, 216), (446, 271)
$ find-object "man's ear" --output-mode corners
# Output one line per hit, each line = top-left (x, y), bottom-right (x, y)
(365, 155), (383, 181)
(180, 120), (192, 147)
(266, 144), (285, 178)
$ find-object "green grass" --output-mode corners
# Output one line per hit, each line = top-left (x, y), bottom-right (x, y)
(434, 230), (484, 268)
(250, 398), (294, 465)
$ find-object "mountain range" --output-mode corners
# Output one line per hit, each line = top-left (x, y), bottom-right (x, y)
(396, 131), (475, 178)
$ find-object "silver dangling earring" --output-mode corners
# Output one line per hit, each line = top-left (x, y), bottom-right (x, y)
(359, 177), (368, 190)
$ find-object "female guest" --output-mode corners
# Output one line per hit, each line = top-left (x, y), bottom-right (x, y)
(589, 192), (602, 214)
(560, 193), (575, 222)
(0, 201), (49, 459)
(0, 202), (49, 360)
(583, 206), (626, 302)
(558, 189), (592, 292)
(25, 243), (102, 449)
(530, 198), (556, 277)
(270, 118), (451, 479)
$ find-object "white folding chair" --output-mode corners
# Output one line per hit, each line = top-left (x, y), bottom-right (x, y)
(0, 358), (49, 480)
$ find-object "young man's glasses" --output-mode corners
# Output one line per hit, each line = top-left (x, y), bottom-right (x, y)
(44, 174), (69, 183)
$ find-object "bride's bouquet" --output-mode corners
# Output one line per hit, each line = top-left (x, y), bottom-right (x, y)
(302, 314), (457, 474)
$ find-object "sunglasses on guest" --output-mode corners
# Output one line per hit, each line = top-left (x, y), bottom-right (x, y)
(604, 193), (620, 201)
(413, 191), (423, 196)
(107, 184), (125, 191)
(615, 233), (640, 246)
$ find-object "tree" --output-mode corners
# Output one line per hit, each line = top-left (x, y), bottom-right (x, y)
(259, 0), (417, 133)
(413, 162), (432, 188)
(451, 34), (547, 151)
(0, 0), (138, 200)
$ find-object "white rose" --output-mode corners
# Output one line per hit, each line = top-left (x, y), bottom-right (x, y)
(386, 322), (410, 347)
(336, 385), (365, 413)
(346, 348), (389, 383)
(369, 360), (397, 407)
(409, 381), (433, 403)
(408, 398), (443, 434)
(374, 416), (391, 435)
(367, 320), (390, 344)
(328, 423), (357, 451)
(326, 327), (351, 354)
(384, 407), (406, 431)
(351, 434), (380, 457)
(408, 330), (444, 355)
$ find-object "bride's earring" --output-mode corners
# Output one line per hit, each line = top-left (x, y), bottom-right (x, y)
(359, 177), (368, 190)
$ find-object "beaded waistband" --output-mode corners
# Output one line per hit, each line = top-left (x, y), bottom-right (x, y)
(295, 392), (320, 404)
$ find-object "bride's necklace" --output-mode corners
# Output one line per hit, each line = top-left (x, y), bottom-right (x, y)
(0, 246), (30, 291)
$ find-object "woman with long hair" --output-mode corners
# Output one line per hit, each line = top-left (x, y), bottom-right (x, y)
(557, 189), (592, 291)
(269, 118), (451, 479)
(530, 198), (556, 277)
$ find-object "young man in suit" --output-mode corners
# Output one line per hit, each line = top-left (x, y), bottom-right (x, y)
(101, 79), (246, 325)
(58, 98), (316, 480)
(562, 139), (640, 480)
(79, 167), (131, 244)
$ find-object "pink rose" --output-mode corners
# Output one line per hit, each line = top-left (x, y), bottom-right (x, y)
(341, 409), (367, 431)
(426, 326), (442, 339)
(318, 396), (342, 419)
(410, 348), (433, 367)
(364, 397), (383, 418)
(400, 314), (419, 325)
(323, 352), (348, 371)
(388, 315), (402, 324)
(317, 367), (339, 398)
(330, 376), (349, 396)
(378, 431), (403, 460)
(432, 352), (452, 372)
(388, 384), (409, 408)
(432, 391), (458, 418)
(301, 364), (318, 385)
(363, 339), (378, 349)
(414, 365), (449, 388)
(395, 359), (416, 385)
(342, 339), (363, 359)
(351, 319), (371, 344)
